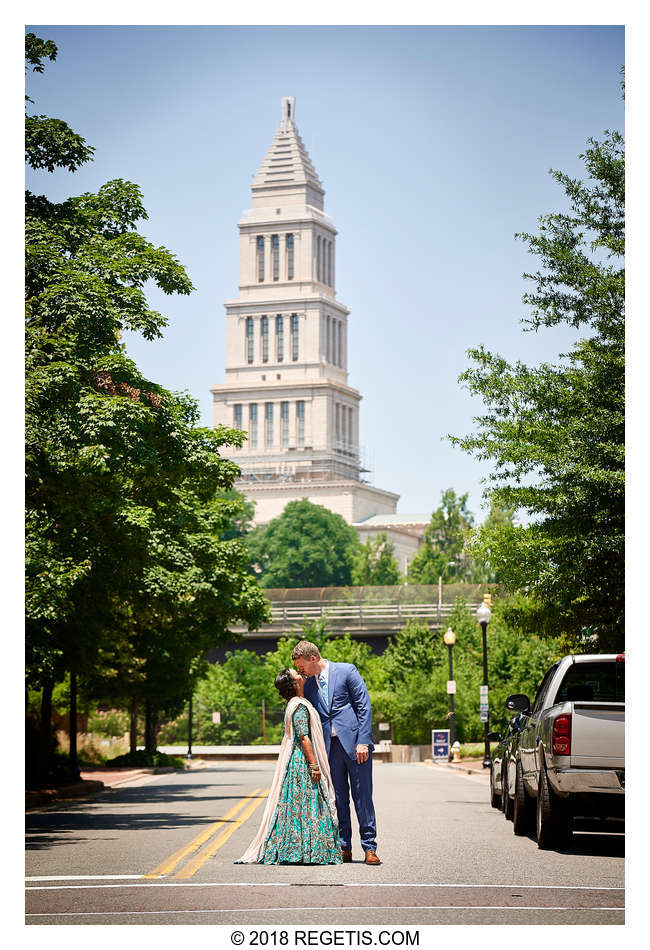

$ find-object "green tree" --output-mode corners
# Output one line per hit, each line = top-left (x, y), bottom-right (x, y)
(468, 501), (517, 583)
(351, 533), (403, 586)
(25, 34), (268, 778)
(451, 120), (624, 651)
(407, 489), (477, 584)
(246, 500), (361, 588)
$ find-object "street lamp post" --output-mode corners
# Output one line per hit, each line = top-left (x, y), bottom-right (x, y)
(476, 597), (492, 768)
(187, 695), (193, 762)
(443, 627), (456, 760)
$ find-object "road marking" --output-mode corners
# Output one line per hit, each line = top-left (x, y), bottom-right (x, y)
(25, 906), (625, 918)
(142, 788), (262, 879)
(25, 881), (624, 891)
(173, 788), (270, 878)
(26, 875), (143, 882)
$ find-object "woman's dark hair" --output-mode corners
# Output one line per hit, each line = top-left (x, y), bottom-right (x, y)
(275, 668), (297, 702)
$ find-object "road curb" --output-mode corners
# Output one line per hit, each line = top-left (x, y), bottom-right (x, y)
(423, 761), (489, 778)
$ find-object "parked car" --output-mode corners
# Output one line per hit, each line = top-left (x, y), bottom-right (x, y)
(505, 653), (625, 850)
(488, 714), (526, 814)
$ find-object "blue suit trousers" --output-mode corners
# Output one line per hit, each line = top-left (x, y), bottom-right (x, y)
(329, 736), (377, 853)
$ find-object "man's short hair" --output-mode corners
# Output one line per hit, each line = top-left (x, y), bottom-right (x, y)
(291, 640), (321, 661)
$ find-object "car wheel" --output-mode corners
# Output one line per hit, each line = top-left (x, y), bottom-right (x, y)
(536, 763), (572, 850)
(513, 760), (533, 835)
(490, 765), (501, 808)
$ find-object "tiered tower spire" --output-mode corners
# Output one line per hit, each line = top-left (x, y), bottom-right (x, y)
(211, 99), (399, 526)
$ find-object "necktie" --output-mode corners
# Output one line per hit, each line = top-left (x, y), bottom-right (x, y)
(318, 673), (329, 705)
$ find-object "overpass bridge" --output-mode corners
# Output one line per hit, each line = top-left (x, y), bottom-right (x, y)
(216, 583), (501, 658)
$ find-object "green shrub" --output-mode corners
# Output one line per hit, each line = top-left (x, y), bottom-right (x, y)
(106, 750), (185, 769)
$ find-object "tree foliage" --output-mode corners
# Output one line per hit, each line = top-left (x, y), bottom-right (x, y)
(25, 34), (268, 776)
(246, 499), (361, 588)
(351, 532), (403, 586)
(407, 489), (479, 584)
(451, 124), (624, 651)
(167, 602), (568, 747)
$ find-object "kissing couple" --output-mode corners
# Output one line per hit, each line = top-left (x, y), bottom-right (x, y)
(236, 640), (381, 866)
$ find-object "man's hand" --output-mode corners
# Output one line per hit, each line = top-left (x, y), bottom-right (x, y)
(356, 744), (369, 764)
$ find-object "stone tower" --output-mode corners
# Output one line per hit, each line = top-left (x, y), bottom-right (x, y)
(211, 98), (399, 525)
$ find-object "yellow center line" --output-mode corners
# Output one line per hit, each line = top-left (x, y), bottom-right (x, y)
(142, 788), (262, 879)
(174, 787), (270, 879)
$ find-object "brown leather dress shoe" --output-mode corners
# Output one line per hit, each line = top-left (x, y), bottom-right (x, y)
(364, 851), (381, 865)
(341, 849), (352, 863)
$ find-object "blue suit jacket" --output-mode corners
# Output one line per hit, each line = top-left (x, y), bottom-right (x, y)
(304, 661), (374, 761)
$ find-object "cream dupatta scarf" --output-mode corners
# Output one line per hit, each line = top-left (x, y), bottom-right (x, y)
(235, 695), (338, 864)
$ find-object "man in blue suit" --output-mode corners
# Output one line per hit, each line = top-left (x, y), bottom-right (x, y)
(292, 640), (381, 865)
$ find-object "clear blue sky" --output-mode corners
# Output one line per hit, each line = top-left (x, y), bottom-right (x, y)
(25, 25), (624, 520)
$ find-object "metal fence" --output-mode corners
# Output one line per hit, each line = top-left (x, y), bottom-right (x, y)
(261, 583), (501, 629)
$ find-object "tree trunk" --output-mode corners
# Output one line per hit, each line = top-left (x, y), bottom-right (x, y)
(129, 697), (138, 755)
(144, 699), (156, 755)
(39, 679), (53, 783)
(69, 671), (78, 779)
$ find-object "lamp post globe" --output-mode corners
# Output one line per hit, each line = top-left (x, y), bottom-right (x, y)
(443, 628), (456, 646)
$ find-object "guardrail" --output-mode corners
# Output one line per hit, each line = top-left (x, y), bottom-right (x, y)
(266, 602), (481, 626)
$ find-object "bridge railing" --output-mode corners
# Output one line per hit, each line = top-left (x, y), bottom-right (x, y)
(267, 601), (481, 626)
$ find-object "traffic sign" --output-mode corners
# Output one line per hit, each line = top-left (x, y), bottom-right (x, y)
(480, 686), (488, 699)
(446, 680), (456, 694)
(480, 711), (488, 722)
(432, 729), (450, 761)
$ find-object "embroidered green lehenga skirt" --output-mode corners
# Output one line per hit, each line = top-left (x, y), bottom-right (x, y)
(260, 702), (342, 865)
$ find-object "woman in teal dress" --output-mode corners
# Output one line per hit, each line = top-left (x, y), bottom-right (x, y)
(235, 669), (342, 865)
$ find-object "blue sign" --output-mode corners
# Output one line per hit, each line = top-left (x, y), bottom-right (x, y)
(432, 729), (450, 761)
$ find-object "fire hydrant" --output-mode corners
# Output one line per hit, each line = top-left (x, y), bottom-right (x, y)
(452, 741), (461, 763)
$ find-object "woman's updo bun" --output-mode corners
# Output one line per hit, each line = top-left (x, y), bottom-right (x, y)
(275, 669), (297, 702)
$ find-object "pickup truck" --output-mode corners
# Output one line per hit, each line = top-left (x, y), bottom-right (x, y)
(504, 653), (624, 849)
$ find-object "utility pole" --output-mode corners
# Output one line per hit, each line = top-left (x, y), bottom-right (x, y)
(262, 699), (267, 745)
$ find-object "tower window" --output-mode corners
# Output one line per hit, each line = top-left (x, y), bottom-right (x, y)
(286, 233), (294, 280)
(335, 403), (341, 446)
(261, 315), (269, 363)
(246, 316), (254, 364)
(297, 400), (305, 447)
(281, 401), (289, 447)
(316, 235), (321, 282)
(249, 403), (258, 449)
(291, 313), (299, 361)
(272, 234), (279, 281)
(326, 315), (331, 364)
(257, 236), (265, 282)
(276, 314), (284, 362)
(265, 402), (274, 447)
(233, 404), (243, 449)
(337, 320), (342, 367)
(327, 241), (332, 286)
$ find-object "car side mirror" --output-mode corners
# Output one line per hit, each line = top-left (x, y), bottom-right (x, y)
(506, 693), (531, 715)
(486, 731), (501, 742)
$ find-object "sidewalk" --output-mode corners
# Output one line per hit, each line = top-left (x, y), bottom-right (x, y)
(25, 767), (167, 811)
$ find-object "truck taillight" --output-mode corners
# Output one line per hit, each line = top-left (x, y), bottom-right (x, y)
(616, 654), (625, 663)
(552, 713), (572, 756)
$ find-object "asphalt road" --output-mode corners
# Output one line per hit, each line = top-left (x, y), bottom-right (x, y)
(25, 761), (624, 926)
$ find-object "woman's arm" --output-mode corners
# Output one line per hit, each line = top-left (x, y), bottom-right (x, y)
(299, 735), (321, 784)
